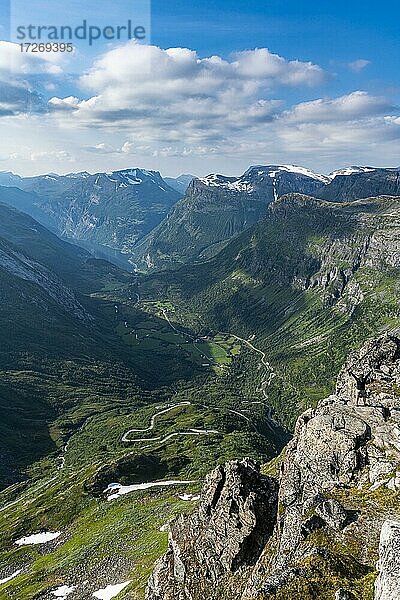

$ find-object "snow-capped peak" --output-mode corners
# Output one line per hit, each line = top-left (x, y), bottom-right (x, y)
(198, 173), (237, 185)
(102, 168), (164, 188)
(244, 164), (330, 184)
(329, 166), (376, 178)
(197, 173), (253, 192)
(279, 165), (331, 184)
(65, 171), (91, 179)
(197, 164), (332, 193)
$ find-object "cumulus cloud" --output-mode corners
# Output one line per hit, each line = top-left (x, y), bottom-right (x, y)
(0, 41), (63, 76)
(233, 49), (325, 85)
(1, 40), (400, 174)
(48, 42), (326, 142)
(282, 91), (396, 124)
(84, 141), (140, 154)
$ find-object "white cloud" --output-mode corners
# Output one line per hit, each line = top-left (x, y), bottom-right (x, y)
(29, 150), (74, 161)
(47, 42), (326, 142)
(282, 91), (395, 124)
(0, 41), (64, 75)
(348, 59), (370, 72)
(0, 41), (399, 176)
(233, 48), (325, 85)
(153, 145), (219, 158)
(48, 96), (80, 109)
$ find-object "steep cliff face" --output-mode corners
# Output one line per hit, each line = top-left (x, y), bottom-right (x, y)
(0, 240), (91, 323)
(245, 333), (400, 599)
(320, 169), (400, 202)
(133, 166), (329, 272)
(146, 334), (400, 600)
(0, 170), (181, 268)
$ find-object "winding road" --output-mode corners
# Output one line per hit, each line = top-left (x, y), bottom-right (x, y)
(121, 400), (254, 446)
(123, 429), (220, 447)
(218, 332), (277, 428)
(121, 402), (220, 444)
(122, 402), (191, 442)
(159, 306), (278, 429)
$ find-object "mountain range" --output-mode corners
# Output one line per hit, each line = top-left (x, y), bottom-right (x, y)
(2, 164), (400, 275)
(133, 165), (400, 271)
(0, 169), (182, 268)
(0, 162), (400, 599)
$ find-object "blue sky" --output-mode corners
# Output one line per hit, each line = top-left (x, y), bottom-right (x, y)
(0, 0), (399, 176)
(153, 0), (400, 96)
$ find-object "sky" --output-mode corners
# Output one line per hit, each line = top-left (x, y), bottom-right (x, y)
(0, 0), (399, 177)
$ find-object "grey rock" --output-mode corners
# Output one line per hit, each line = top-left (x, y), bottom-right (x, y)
(244, 334), (400, 597)
(315, 499), (349, 531)
(375, 520), (400, 600)
(335, 589), (354, 600)
(145, 459), (278, 600)
(145, 334), (400, 600)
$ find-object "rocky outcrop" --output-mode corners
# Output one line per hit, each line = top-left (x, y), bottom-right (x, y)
(375, 521), (400, 600)
(245, 333), (400, 598)
(145, 459), (278, 600)
(146, 334), (400, 600)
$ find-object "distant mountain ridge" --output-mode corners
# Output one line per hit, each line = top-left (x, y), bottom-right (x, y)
(319, 166), (400, 201)
(141, 190), (400, 429)
(131, 164), (400, 272)
(131, 165), (330, 272)
(0, 168), (182, 268)
(2, 164), (400, 274)
(164, 174), (194, 194)
(2, 167), (400, 598)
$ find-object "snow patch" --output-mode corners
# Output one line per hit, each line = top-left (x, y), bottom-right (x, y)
(104, 480), (195, 501)
(178, 494), (200, 501)
(245, 164), (330, 183)
(330, 166), (376, 178)
(0, 569), (22, 585)
(15, 531), (61, 546)
(92, 581), (131, 599)
(199, 164), (330, 190)
(52, 585), (75, 598)
(279, 164), (330, 183)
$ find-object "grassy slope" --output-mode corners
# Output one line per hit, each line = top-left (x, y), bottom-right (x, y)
(0, 203), (287, 598)
(5, 192), (400, 598)
(138, 194), (400, 428)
